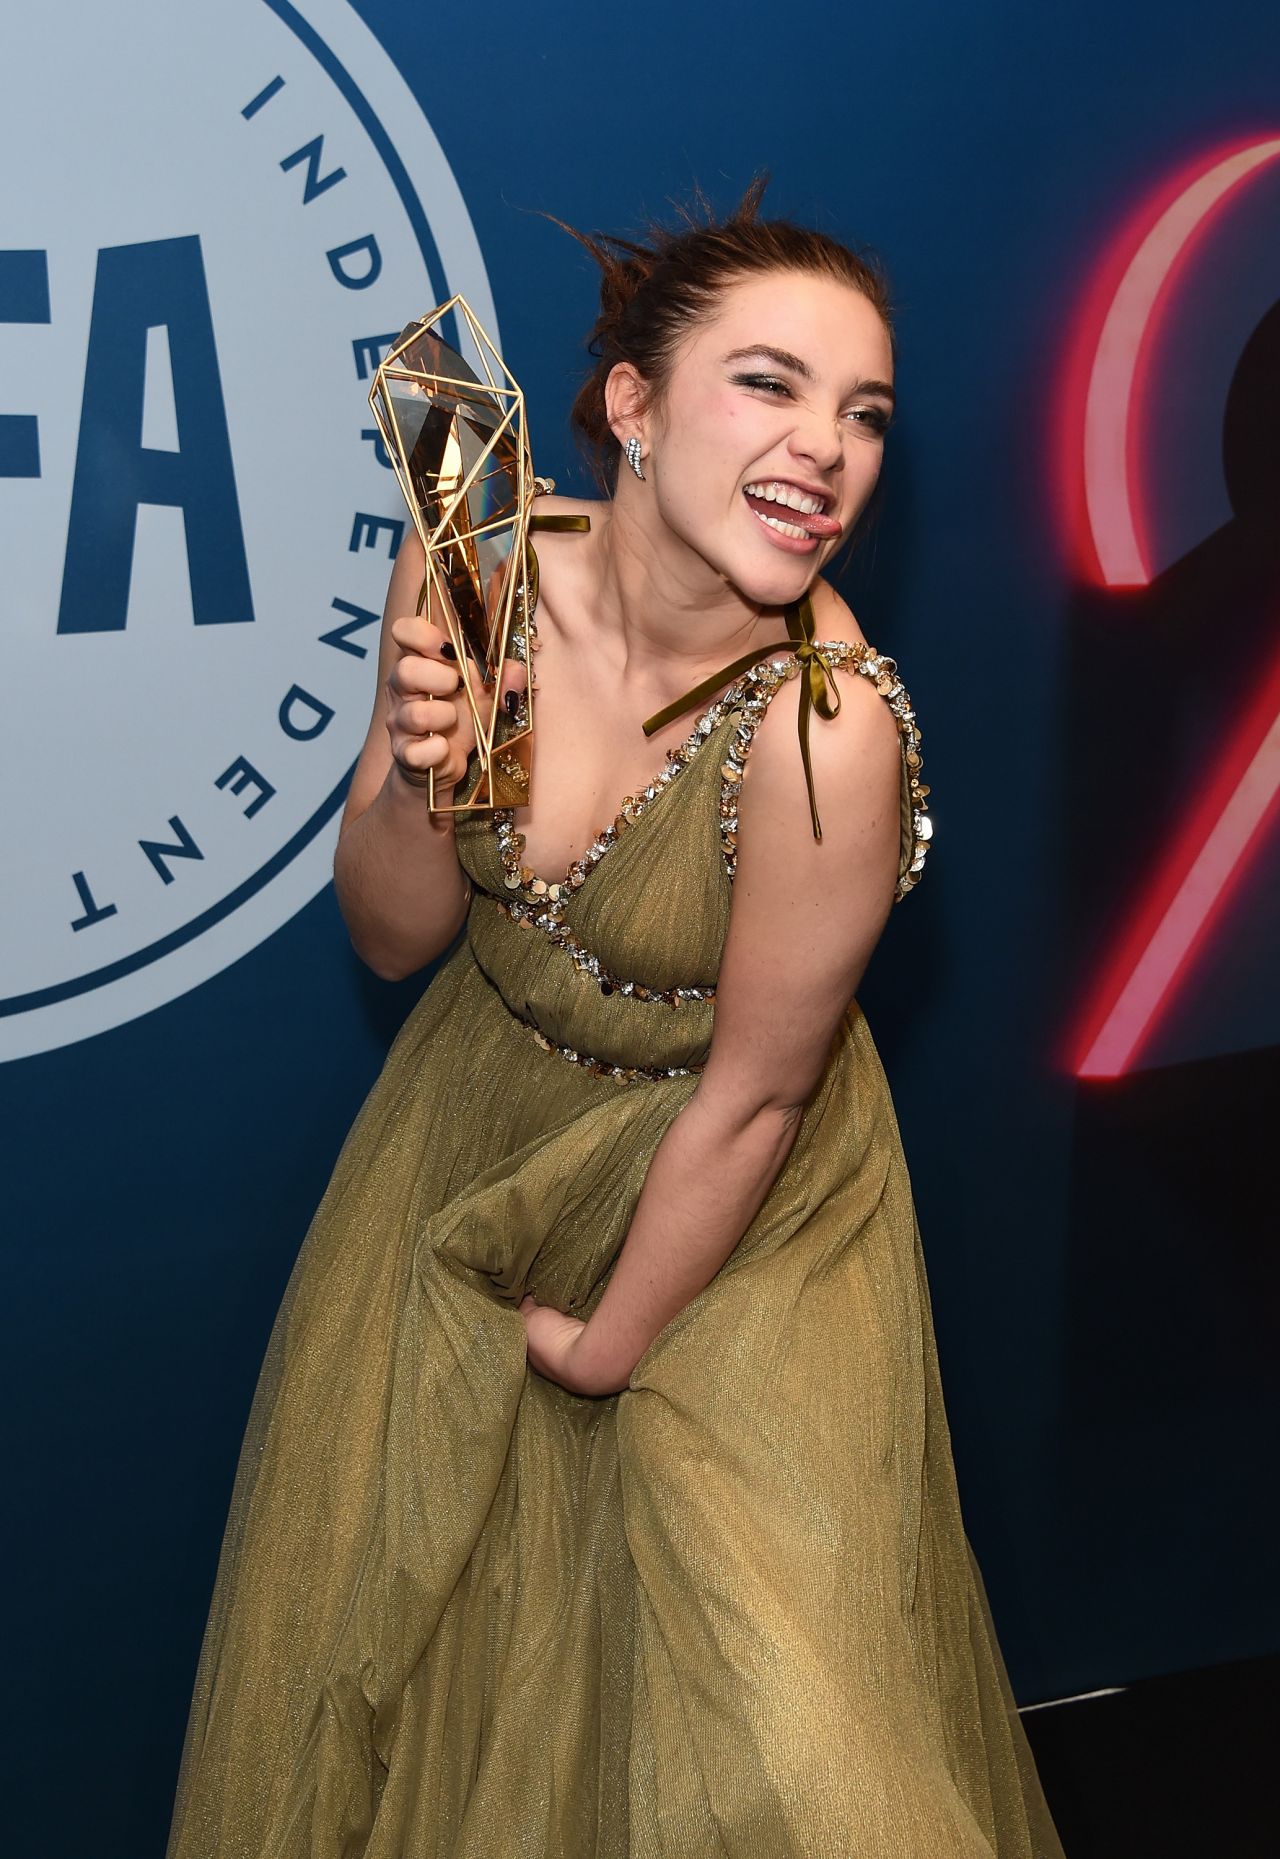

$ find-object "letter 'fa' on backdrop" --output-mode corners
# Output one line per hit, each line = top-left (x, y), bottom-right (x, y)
(0, 0), (496, 1060)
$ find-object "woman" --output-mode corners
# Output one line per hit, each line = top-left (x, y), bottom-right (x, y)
(166, 178), (1066, 1858)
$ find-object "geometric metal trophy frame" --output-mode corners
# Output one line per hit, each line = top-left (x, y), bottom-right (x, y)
(368, 293), (546, 813)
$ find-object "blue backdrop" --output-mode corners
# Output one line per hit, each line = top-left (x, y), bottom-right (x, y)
(2, 3), (1277, 1853)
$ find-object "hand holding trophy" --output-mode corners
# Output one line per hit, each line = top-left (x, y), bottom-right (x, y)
(368, 294), (588, 813)
(382, 603), (474, 796)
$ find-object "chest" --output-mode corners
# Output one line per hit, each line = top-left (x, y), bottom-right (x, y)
(455, 703), (735, 994)
(514, 636), (706, 882)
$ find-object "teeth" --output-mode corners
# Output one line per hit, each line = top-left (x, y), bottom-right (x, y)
(744, 480), (826, 515)
(751, 506), (811, 540)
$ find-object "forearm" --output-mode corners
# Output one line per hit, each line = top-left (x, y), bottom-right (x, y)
(333, 767), (470, 980)
(574, 1088), (803, 1394)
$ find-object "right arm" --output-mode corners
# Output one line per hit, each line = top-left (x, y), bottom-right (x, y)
(333, 531), (476, 981)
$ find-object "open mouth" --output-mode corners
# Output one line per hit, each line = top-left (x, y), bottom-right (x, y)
(742, 479), (841, 542)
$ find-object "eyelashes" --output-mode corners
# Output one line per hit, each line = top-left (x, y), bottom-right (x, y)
(729, 371), (892, 435)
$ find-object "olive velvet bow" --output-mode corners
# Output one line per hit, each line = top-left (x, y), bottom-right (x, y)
(527, 511), (840, 842)
(640, 589), (841, 842)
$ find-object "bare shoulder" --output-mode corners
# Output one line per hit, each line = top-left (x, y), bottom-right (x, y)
(529, 490), (609, 556)
(745, 578), (901, 809)
(700, 581), (906, 1113)
(806, 574), (872, 651)
(527, 491), (608, 638)
(531, 489), (607, 523)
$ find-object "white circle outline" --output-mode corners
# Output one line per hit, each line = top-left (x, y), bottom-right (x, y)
(1, 0), (496, 1061)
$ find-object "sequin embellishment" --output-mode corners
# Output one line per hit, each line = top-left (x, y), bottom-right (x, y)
(484, 517), (932, 1077)
(495, 639), (931, 905)
(493, 896), (715, 1005)
(712, 642), (933, 896)
(492, 710), (722, 906)
(505, 992), (705, 1083)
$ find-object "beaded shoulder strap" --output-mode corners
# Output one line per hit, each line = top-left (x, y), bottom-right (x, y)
(708, 643), (932, 899)
(522, 497), (929, 885)
(641, 589), (840, 841)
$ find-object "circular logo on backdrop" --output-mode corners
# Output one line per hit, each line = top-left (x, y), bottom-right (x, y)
(0, 0), (496, 1059)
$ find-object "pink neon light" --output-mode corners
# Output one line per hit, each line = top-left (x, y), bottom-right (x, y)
(1075, 631), (1280, 1076)
(1084, 136), (1280, 587)
(1063, 133), (1280, 1077)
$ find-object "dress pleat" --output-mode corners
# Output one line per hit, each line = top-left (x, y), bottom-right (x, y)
(165, 640), (1065, 1859)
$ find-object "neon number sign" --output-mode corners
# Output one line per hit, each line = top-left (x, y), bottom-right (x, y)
(1058, 134), (1280, 1078)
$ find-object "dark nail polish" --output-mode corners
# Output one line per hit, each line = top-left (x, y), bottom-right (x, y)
(440, 640), (456, 660)
(504, 690), (521, 719)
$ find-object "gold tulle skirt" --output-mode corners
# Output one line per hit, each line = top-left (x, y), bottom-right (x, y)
(166, 662), (1065, 1858)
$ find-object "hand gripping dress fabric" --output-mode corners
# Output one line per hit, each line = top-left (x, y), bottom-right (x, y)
(164, 623), (1067, 1859)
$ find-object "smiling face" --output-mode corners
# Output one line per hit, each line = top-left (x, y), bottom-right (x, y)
(623, 268), (895, 607)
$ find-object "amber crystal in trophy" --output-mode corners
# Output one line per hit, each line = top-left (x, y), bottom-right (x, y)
(368, 294), (548, 812)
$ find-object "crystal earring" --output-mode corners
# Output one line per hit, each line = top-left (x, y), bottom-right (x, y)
(624, 435), (646, 480)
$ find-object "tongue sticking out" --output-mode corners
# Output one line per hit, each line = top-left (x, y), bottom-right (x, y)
(743, 488), (841, 537)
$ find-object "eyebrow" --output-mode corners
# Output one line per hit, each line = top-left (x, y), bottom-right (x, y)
(719, 344), (896, 406)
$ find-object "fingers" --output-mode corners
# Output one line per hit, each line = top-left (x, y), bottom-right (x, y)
(394, 695), (457, 734)
(389, 611), (456, 662)
(496, 654), (530, 703)
(385, 612), (474, 790)
(392, 657), (461, 700)
(383, 609), (534, 794)
(394, 730), (450, 773)
(388, 619), (463, 702)
(450, 646), (530, 736)
(494, 654), (531, 729)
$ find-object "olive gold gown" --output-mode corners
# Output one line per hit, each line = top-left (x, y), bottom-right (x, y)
(164, 595), (1066, 1858)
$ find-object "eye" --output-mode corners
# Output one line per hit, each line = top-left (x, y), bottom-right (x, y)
(731, 372), (792, 397)
(732, 372), (892, 434)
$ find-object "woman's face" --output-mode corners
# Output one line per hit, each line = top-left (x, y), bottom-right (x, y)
(637, 268), (894, 607)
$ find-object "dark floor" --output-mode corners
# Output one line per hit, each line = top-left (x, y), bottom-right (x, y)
(1018, 1651), (1278, 1858)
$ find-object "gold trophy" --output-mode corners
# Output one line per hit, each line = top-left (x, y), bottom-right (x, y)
(368, 293), (574, 812)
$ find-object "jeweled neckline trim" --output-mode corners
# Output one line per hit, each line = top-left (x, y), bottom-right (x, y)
(492, 642), (866, 906)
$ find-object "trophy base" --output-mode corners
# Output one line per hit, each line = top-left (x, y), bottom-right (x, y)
(435, 714), (531, 812)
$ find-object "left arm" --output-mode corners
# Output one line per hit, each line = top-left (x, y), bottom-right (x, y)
(522, 661), (905, 1396)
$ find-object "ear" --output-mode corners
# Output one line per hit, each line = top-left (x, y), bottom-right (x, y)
(603, 360), (650, 447)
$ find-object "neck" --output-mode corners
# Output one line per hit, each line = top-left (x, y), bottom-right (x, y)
(589, 487), (790, 684)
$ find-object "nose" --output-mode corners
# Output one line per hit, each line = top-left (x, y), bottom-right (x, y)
(788, 403), (844, 474)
